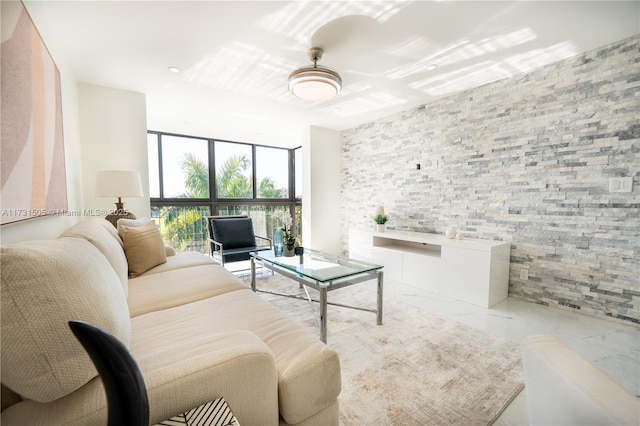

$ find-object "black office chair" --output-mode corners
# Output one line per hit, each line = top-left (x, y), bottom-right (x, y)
(68, 320), (149, 426)
(207, 215), (271, 266)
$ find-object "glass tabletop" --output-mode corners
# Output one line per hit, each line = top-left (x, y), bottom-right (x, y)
(250, 249), (383, 283)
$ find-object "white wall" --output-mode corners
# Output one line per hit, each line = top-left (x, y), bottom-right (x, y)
(301, 126), (342, 254)
(77, 83), (150, 219)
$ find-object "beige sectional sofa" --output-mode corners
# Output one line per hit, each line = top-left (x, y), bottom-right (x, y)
(1, 219), (341, 425)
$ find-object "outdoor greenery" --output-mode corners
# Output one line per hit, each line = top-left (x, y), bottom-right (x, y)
(159, 153), (289, 252)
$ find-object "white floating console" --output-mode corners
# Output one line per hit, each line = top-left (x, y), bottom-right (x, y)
(349, 229), (511, 308)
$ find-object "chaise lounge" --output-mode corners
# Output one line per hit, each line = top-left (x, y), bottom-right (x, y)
(1, 218), (341, 425)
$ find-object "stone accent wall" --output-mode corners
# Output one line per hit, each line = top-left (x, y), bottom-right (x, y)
(341, 35), (639, 325)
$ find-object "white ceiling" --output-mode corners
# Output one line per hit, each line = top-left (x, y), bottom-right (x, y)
(22, 1), (640, 148)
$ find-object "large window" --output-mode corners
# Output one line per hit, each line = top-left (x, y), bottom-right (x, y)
(215, 141), (252, 199)
(256, 146), (289, 198)
(162, 135), (209, 198)
(148, 132), (301, 253)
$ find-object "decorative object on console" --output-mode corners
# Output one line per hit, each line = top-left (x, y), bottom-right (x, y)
(96, 170), (144, 227)
(374, 206), (388, 232)
(288, 47), (342, 101)
(446, 226), (457, 239)
(456, 231), (464, 240)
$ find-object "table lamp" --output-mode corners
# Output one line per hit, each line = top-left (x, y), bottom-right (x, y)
(96, 170), (143, 227)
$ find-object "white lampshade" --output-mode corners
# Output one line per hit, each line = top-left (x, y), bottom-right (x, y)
(96, 170), (143, 198)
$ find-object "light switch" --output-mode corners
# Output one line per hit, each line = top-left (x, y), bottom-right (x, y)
(609, 177), (633, 193)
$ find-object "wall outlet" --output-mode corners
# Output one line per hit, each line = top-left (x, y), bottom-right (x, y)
(520, 269), (529, 280)
(609, 177), (633, 193)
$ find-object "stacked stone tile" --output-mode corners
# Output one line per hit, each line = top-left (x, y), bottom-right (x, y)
(341, 35), (639, 325)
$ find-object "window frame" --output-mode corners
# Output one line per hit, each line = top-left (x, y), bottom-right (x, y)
(147, 131), (301, 247)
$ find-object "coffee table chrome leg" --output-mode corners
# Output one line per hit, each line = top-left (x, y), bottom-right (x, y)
(250, 257), (256, 292)
(319, 287), (328, 343)
(377, 270), (383, 325)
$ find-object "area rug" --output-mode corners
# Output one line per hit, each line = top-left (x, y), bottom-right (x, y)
(246, 274), (525, 426)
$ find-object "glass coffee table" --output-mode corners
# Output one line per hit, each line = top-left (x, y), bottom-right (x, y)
(250, 249), (384, 343)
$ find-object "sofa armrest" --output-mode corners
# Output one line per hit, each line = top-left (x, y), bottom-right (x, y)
(140, 330), (279, 426)
(521, 334), (640, 426)
(278, 344), (341, 424)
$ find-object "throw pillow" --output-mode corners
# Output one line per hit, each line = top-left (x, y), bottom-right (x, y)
(121, 221), (167, 277)
(1, 238), (131, 403)
(116, 217), (151, 240)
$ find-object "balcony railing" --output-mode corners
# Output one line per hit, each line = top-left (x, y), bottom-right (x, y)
(151, 204), (301, 254)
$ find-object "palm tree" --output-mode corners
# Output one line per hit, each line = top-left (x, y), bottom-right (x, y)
(216, 155), (252, 198)
(161, 152), (289, 252)
(258, 177), (286, 198)
(181, 152), (208, 198)
(160, 154), (209, 251)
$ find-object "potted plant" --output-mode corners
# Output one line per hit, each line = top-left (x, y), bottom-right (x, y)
(373, 214), (388, 232)
(273, 210), (297, 256)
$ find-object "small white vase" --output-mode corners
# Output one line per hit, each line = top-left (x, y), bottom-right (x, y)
(376, 224), (386, 232)
(446, 226), (457, 239)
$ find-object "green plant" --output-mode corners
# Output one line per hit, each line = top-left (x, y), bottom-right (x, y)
(273, 210), (296, 249)
(373, 214), (388, 224)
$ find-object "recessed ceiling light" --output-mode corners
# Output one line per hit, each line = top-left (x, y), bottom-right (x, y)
(426, 64), (438, 71)
(168, 66), (180, 73)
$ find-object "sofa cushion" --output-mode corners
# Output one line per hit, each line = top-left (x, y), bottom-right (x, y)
(0, 238), (131, 403)
(129, 289), (341, 424)
(59, 219), (128, 294)
(121, 221), (167, 277)
(141, 251), (215, 276)
(128, 264), (248, 317)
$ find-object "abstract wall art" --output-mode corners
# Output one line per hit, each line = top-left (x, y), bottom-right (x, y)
(1, 1), (68, 225)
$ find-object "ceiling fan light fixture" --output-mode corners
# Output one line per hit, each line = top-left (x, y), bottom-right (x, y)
(288, 47), (342, 101)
